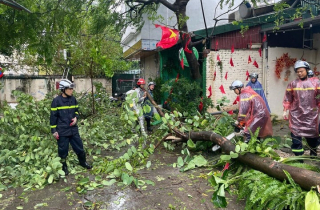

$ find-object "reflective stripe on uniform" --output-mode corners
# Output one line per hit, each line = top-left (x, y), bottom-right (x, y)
(292, 148), (304, 152)
(286, 88), (316, 91)
(239, 114), (246, 117)
(240, 94), (258, 101)
(57, 105), (78, 110)
(75, 112), (79, 114)
(51, 125), (57, 128)
(253, 88), (262, 90)
(51, 108), (57, 111)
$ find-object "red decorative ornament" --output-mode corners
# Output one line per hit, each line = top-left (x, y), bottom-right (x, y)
(233, 96), (240, 105)
(183, 34), (192, 53)
(213, 71), (216, 81)
(225, 72), (228, 80)
(175, 73), (180, 82)
(180, 58), (184, 69)
(217, 54), (220, 61)
(230, 58), (234, 67)
(227, 110), (234, 115)
(248, 55), (252, 64)
(246, 70), (250, 81)
(275, 53), (297, 80)
(253, 60), (259, 68)
(259, 48), (262, 57)
(198, 100), (204, 112)
(262, 34), (267, 42)
(231, 44), (234, 54)
(208, 85), (212, 98)
(219, 85), (226, 94)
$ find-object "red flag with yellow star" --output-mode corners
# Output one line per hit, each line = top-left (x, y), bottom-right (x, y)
(155, 24), (179, 49)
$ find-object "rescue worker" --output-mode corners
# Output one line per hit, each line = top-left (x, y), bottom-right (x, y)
(144, 82), (155, 131)
(283, 60), (320, 157)
(230, 80), (273, 143)
(50, 79), (92, 175)
(246, 73), (271, 113)
(126, 78), (147, 136)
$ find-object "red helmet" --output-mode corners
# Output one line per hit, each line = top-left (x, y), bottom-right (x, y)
(137, 78), (146, 85)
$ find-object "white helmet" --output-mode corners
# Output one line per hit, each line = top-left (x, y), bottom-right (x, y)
(59, 79), (74, 90)
(229, 80), (244, 90)
(249, 73), (258, 79)
(148, 82), (156, 86)
(294, 60), (310, 72)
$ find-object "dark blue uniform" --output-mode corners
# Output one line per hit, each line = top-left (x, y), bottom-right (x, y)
(50, 95), (84, 159)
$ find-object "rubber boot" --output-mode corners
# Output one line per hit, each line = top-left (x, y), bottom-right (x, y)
(77, 152), (92, 169)
(310, 148), (317, 159)
(146, 118), (152, 131)
(62, 161), (69, 175)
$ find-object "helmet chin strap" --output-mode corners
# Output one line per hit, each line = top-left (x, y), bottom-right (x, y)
(62, 89), (72, 97)
(237, 88), (242, 95)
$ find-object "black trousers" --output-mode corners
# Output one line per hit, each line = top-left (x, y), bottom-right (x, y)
(57, 132), (84, 159)
(291, 132), (319, 156)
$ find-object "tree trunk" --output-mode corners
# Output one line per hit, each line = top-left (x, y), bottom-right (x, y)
(175, 0), (201, 81)
(144, 92), (320, 191)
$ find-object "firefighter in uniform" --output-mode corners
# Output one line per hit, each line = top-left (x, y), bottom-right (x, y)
(283, 60), (320, 157)
(50, 79), (92, 175)
(230, 80), (273, 143)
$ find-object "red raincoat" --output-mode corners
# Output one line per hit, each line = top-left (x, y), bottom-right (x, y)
(238, 86), (273, 137)
(283, 78), (320, 137)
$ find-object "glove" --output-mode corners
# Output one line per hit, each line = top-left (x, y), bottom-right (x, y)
(70, 117), (77, 126)
(283, 111), (288, 120)
(234, 120), (239, 125)
(53, 132), (59, 140)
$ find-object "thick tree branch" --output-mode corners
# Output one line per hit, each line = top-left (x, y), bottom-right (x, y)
(134, 0), (178, 11)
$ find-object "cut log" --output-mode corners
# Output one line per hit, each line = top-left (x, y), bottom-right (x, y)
(143, 89), (320, 191)
(188, 131), (320, 191)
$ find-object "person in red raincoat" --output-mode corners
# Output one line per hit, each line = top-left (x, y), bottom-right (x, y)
(283, 60), (320, 157)
(230, 80), (273, 143)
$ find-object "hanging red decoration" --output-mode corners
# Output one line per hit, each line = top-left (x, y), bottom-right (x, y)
(253, 61), (259, 68)
(227, 110), (234, 115)
(248, 55), (252, 64)
(262, 34), (267, 42)
(215, 40), (219, 51)
(217, 54), (220, 61)
(230, 58), (234, 67)
(219, 85), (226, 94)
(225, 72), (228, 80)
(213, 71), (216, 81)
(180, 58), (184, 69)
(259, 48), (262, 57)
(183, 34), (192, 53)
(198, 99), (204, 112)
(233, 96), (240, 105)
(175, 73), (180, 82)
(246, 70), (250, 81)
(231, 44), (234, 54)
(208, 85), (212, 98)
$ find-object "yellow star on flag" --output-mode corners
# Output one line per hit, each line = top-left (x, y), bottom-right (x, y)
(169, 29), (177, 39)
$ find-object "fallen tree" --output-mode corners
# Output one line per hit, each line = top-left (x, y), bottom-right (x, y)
(144, 90), (320, 191)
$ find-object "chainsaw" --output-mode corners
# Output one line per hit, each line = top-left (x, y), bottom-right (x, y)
(212, 121), (245, 152)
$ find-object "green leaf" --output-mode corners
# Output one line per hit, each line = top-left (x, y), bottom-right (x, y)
(125, 162), (133, 171)
(101, 179), (116, 186)
(146, 161), (151, 168)
(177, 156), (184, 167)
(183, 155), (208, 172)
(162, 117), (167, 124)
(154, 113), (161, 121)
(305, 190), (320, 210)
(165, 113), (170, 120)
(16, 207), (23, 209)
(220, 155), (231, 161)
(113, 169), (121, 177)
(229, 151), (239, 159)
(217, 184), (225, 197)
(212, 191), (227, 208)
(235, 145), (240, 153)
(48, 174), (54, 184)
(187, 139), (196, 149)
